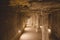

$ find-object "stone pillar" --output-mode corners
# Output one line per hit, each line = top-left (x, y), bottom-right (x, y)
(32, 13), (35, 28)
(40, 11), (49, 40)
(32, 13), (38, 28)
(35, 13), (39, 32)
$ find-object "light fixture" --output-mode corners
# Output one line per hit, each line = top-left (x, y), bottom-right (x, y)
(18, 30), (21, 33)
(48, 29), (51, 33)
(40, 26), (43, 28)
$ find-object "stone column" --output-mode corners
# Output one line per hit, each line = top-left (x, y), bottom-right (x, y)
(32, 13), (35, 28)
(40, 10), (49, 40)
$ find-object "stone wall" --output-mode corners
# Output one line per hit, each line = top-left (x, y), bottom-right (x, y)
(49, 11), (60, 40)
(0, 6), (27, 40)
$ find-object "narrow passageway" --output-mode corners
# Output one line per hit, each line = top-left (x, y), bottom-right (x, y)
(19, 13), (42, 40)
(19, 27), (42, 40)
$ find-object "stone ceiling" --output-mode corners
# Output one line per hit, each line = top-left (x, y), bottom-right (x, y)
(9, 0), (60, 16)
(20, 2), (60, 15)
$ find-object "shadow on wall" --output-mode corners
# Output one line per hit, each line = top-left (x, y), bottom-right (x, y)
(50, 32), (59, 40)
